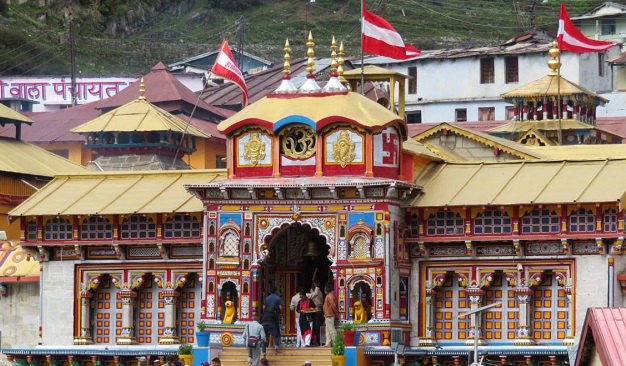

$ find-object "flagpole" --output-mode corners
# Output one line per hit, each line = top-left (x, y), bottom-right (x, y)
(360, 0), (365, 95)
(557, 51), (562, 146)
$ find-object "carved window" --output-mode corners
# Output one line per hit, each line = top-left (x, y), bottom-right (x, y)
(219, 230), (240, 257)
(603, 208), (617, 232)
(80, 216), (113, 240)
(164, 214), (201, 238)
(25, 220), (37, 241)
(569, 208), (594, 233)
(474, 210), (512, 235)
(44, 217), (72, 241)
(280, 125), (316, 159)
(349, 233), (371, 259)
(531, 273), (568, 340)
(426, 210), (464, 236)
(120, 215), (156, 239)
(521, 208), (559, 234)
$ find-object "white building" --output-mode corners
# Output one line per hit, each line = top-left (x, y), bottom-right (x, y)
(358, 31), (620, 124)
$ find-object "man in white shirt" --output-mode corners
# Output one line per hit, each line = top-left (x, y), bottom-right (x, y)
(289, 286), (304, 347)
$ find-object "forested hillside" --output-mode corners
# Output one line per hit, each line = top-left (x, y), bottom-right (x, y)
(0, 0), (614, 75)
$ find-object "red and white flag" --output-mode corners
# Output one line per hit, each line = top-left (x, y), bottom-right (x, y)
(557, 4), (615, 53)
(362, 7), (421, 60)
(211, 39), (249, 107)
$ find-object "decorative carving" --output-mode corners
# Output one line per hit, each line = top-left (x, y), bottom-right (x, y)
(243, 132), (266, 166)
(331, 130), (356, 168)
(280, 125), (316, 159)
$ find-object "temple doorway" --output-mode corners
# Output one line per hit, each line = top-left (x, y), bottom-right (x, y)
(258, 222), (332, 343)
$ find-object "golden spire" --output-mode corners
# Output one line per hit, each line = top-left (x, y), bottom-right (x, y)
(330, 36), (338, 74)
(283, 39), (292, 78)
(306, 31), (316, 75)
(299, 31), (321, 93)
(548, 41), (561, 76)
(139, 77), (146, 100)
(275, 38), (298, 93)
(337, 41), (347, 84)
(323, 36), (347, 93)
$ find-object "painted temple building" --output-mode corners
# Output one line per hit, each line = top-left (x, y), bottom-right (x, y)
(4, 36), (626, 366)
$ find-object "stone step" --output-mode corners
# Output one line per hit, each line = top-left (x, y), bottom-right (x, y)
(217, 346), (334, 366)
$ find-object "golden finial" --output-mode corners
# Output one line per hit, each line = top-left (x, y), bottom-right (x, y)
(306, 31), (316, 75)
(337, 41), (346, 84)
(283, 39), (291, 78)
(139, 77), (146, 100)
(548, 41), (561, 76)
(330, 36), (338, 74)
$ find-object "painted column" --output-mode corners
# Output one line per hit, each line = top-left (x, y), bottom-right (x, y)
(75, 290), (94, 344)
(117, 289), (138, 344)
(513, 286), (535, 345)
(419, 286), (438, 346)
(464, 288), (486, 346)
(159, 288), (180, 344)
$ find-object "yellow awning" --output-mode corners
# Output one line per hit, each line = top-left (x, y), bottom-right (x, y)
(487, 118), (619, 135)
(526, 144), (626, 160)
(71, 98), (209, 138)
(412, 159), (626, 207)
(0, 136), (87, 176)
(500, 74), (608, 102)
(9, 170), (227, 217)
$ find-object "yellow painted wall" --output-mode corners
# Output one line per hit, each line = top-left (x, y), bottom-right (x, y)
(34, 141), (94, 166)
(188, 138), (227, 169)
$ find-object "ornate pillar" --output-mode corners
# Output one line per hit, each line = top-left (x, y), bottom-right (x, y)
(159, 288), (181, 344)
(419, 272), (447, 347)
(74, 290), (94, 344)
(555, 270), (575, 346)
(117, 288), (138, 344)
(465, 288), (486, 346)
(513, 286), (535, 345)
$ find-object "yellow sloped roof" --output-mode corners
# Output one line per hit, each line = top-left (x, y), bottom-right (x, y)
(9, 169), (227, 217)
(412, 159), (626, 207)
(414, 122), (544, 160)
(342, 65), (411, 79)
(526, 144), (626, 159)
(0, 137), (87, 176)
(217, 91), (405, 135)
(500, 74), (608, 102)
(0, 241), (39, 280)
(0, 103), (33, 125)
(402, 138), (443, 161)
(71, 98), (208, 138)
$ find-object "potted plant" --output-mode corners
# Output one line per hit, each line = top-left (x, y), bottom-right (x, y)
(330, 331), (346, 366)
(195, 320), (210, 347)
(341, 322), (357, 346)
(178, 342), (193, 366)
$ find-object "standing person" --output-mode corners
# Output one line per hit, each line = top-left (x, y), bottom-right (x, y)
(244, 315), (266, 366)
(263, 284), (283, 349)
(210, 357), (224, 366)
(297, 290), (315, 347)
(307, 280), (324, 346)
(322, 283), (339, 347)
(165, 356), (175, 366)
(289, 285), (304, 347)
(260, 308), (280, 350)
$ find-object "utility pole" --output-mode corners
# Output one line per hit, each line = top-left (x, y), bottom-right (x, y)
(69, 17), (77, 107)
(236, 16), (245, 73)
(457, 301), (502, 366)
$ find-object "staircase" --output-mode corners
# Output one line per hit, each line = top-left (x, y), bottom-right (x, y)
(217, 346), (333, 366)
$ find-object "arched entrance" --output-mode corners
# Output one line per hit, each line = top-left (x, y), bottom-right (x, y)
(257, 222), (333, 344)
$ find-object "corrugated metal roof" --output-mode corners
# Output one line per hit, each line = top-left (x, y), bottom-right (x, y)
(0, 136), (87, 176)
(217, 91), (406, 136)
(575, 308), (626, 366)
(0, 241), (39, 281)
(9, 170), (227, 217)
(71, 98), (208, 137)
(486, 118), (621, 136)
(412, 159), (626, 207)
(527, 144), (626, 159)
(402, 138), (443, 161)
